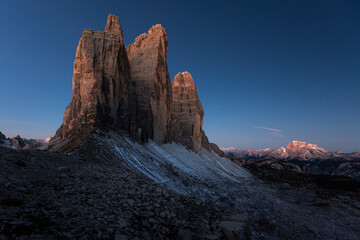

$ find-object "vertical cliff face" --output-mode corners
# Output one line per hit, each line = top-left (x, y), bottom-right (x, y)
(126, 25), (172, 144)
(170, 72), (204, 151)
(51, 14), (223, 155)
(55, 14), (137, 141)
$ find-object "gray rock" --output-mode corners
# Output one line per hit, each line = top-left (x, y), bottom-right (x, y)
(169, 72), (204, 152)
(126, 24), (172, 144)
(51, 14), (137, 152)
(0, 131), (6, 142)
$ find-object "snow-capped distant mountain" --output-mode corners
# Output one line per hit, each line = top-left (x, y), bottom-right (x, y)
(222, 140), (358, 160)
(268, 141), (331, 160)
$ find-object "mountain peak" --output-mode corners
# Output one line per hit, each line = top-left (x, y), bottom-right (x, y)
(286, 140), (323, 150)
(173, 72), (195, 88)
(148, 24), (166, 34)
(105, 14), (123, 34)
(170, 71), (205, 151)
(222, 140), (349, 160)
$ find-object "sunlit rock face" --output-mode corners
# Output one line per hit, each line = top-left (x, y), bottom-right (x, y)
(170, 72), (204, 152)
(55, 14), (137, 140)
(268, 140), (330, 160)
(169, 71), (223, 154)
(50, 14), (224, 155)
(126, 24), (172, 144)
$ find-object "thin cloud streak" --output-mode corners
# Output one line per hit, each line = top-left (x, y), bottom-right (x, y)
(254, 126), (281, 132)
(254, 126), (286, 138)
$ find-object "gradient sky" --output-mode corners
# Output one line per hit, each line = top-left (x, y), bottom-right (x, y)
(0, 0), (359, 152)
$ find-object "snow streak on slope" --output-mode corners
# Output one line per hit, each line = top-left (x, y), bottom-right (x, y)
(93, 131), (252, 200)
(90, 131), (360, 239)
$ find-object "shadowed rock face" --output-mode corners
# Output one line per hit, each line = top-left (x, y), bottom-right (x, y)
(126, 24), (172, 144)
(170, 72), (204, 151)
(55, 14), (137, 142)
(201, 130), (225, 156)
(0, 131), (6, 143)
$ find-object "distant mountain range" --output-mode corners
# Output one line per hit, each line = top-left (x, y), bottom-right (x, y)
(0, 131), (50, 150)
(222, 141), (360, 181)
(221, 140), (360, 160)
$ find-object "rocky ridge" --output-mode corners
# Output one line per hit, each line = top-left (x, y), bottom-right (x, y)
(49, 14), (220, 153)
(222, 141), (360, 181)
(222, 140), (360, 160)
(0, 132), (50, 150)
(222, 147), (273, 159)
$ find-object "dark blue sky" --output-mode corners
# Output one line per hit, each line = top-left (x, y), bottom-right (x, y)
(0, 0), (359, 152)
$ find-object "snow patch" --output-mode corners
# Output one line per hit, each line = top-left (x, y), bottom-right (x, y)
(93, 132), (252, 198)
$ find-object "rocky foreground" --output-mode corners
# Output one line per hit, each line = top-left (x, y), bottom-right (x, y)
(2, 131), (360, 239)
(0, 145), (249, 240)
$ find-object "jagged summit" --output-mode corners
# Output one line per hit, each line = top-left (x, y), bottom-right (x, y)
(220, 147), (273, 158)
(173, 72), (196, 89)
(286, 140), (327, 152)
(49, 14), (222, 154)
(129, 24), (167, 49)
(104, 14), (123, 34)
(148, 24), (166, 34)
(222, 140), (359, 161)
(172, 73), (185, 86)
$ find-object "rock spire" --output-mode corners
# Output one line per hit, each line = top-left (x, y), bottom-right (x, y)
(104, 14), (123, 34)
(52, 14), (137, 151)
(50, 14), (223, 155)
(126, 24), (172, 144)
(170, 72), (204, 151)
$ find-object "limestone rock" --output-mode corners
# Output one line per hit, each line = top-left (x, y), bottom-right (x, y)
(126, 24), (172, 144)
(170, 72), (204, 151)
(201, 130), (224, 156)
(53, 14), (137, 151)
(0, 131), (6, 144)
(0, 131), (6, 141)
